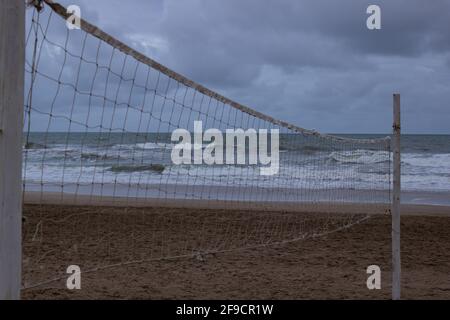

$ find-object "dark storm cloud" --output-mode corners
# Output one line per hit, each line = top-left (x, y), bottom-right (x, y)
(30, 0), (450, 133)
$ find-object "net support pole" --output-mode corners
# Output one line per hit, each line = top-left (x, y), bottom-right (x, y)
(392, 93), (401, 300)
(0, 0), (25, 300)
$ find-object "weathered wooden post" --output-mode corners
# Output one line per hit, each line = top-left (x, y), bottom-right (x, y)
(0, 0), (25, 300)
(392, 93), (401, 300)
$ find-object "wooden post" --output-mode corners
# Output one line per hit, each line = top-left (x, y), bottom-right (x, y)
(392, 93), (401, 300)
(0, 0), (25, 300)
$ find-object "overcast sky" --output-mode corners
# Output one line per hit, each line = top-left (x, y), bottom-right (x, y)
(29, 0), (450, 134)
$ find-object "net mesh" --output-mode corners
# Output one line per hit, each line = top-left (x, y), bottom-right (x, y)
(22, 2), (391, 290)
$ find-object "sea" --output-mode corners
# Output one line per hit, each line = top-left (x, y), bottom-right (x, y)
(22, 133), (450, 206)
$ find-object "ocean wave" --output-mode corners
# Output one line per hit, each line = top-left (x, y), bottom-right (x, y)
(24, 142), (47, 149)
(136, 142), (223, 151)
(402, 153), (450, 169)
(136, 142), (172, 150)
(40, 145), (78, 153)
(300, 145), (328, 154)
(279, 144), (330, 153)
(81, 152), (119, 161)
(329, 150), (390, 164)
(109, 164), (165, 174)
(176, 143), (208, 150)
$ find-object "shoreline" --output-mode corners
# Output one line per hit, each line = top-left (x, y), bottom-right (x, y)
(23, 182), (450, 206)
(23, 191), (450, 216)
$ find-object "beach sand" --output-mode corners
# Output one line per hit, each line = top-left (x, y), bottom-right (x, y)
(21, 203), (450, 300)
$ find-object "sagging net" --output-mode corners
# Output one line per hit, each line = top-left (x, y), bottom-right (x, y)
(22, 1), (391, 290)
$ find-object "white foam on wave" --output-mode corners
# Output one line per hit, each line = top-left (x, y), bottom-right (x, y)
(402, 153), (450, 170)
(135, 142), (172, 150)
(329, 150), (390, 164)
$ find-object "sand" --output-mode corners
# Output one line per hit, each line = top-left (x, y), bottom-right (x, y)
(21, 203), (450, 300)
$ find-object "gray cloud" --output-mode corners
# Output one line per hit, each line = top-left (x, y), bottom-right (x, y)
(28, 0), (450, 133)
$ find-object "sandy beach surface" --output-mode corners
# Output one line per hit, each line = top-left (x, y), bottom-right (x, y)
(21, 203), (450, 300)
